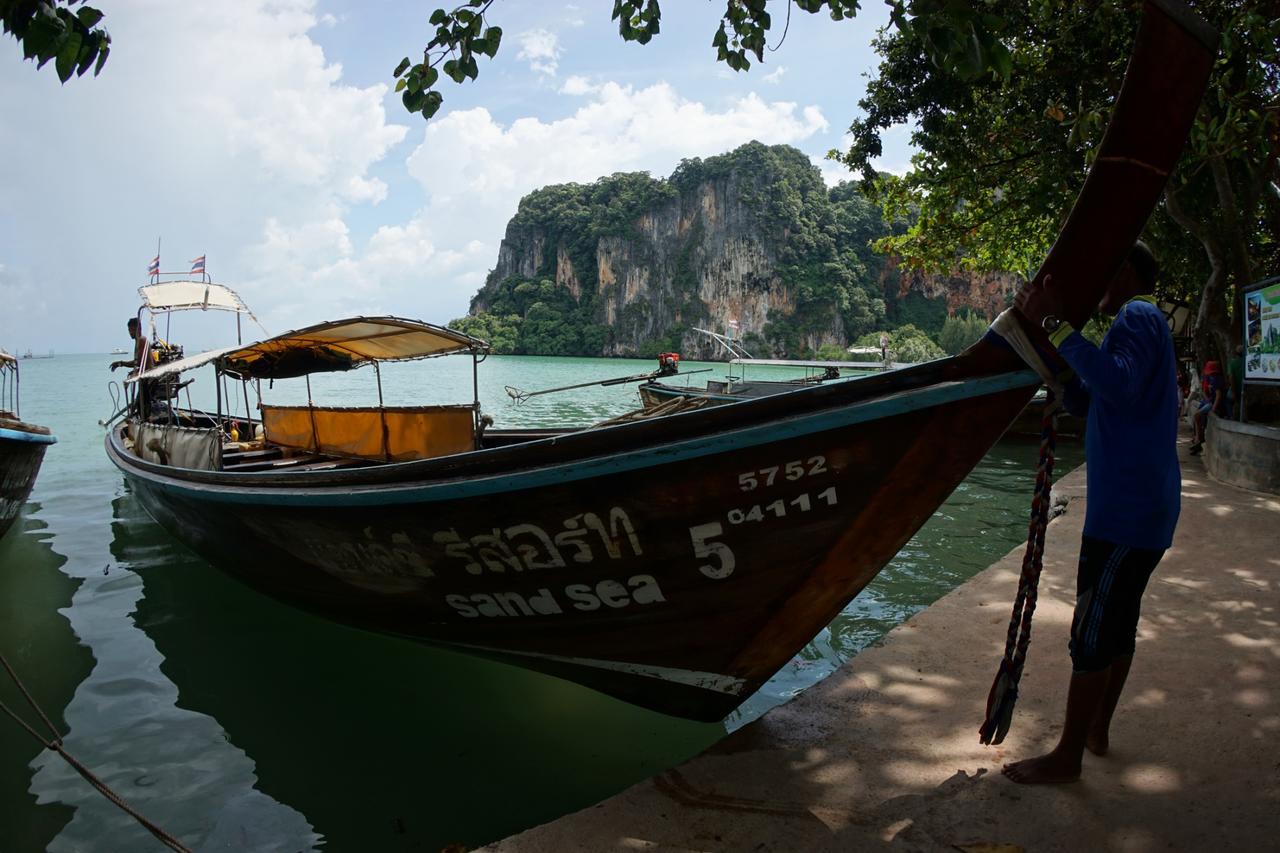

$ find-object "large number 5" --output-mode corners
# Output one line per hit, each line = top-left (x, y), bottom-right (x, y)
(689, 522), (736, 579)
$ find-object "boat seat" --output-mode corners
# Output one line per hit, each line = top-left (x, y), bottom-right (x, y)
(222, 447), (283, 463)
(285, 457), (369, 472)
(222, 452), (325, 472)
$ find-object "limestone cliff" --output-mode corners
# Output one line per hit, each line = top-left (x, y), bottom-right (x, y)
(466, 142), (1018, 358)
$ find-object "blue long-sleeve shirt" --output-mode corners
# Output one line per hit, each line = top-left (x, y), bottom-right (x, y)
(1053, 299), (1181, 550)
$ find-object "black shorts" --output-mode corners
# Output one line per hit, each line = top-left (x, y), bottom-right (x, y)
(1069, 536), (1165, 672)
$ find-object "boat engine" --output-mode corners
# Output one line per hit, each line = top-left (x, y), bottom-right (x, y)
(657, 352), (680, 377)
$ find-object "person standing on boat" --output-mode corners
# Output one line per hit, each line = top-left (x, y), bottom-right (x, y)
(109, 318), (146, 374)
(1005, 241), (1180, 784)
(111, 317), (159, 418)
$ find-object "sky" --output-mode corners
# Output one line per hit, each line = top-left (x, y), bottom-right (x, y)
(0, 0), (914, 354)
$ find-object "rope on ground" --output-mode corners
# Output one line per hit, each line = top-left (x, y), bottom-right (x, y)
(1, 652), (193, 853)
(978, 392), (1059, 745)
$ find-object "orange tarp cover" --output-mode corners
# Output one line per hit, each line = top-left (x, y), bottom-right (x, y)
(261, 405), (475, 462)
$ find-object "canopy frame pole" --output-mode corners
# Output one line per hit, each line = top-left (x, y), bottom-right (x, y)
(375, 361), (390, 462)
(472, 350), (481, 450)
(305, 374), (319, 454)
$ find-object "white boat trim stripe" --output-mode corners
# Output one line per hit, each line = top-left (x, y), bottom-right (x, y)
(452, 643), (748, 696)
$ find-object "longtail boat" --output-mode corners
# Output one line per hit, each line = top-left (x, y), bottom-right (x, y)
(105, 0), (1215, 721)
(1, 350), (57, 540)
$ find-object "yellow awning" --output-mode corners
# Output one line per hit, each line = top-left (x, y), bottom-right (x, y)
(219, 316), (489, 379)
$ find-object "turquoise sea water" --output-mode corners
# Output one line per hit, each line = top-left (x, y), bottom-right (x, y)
(0, 353), (1081, 852)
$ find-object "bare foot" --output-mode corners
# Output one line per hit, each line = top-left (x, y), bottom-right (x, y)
(1002, 750), (1082, 784)
(1086, 729), (1109, 757)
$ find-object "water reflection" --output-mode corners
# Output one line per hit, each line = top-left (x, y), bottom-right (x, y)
(115, 487), (721, 851)
(0, 507), (90, 853)
(21, 492), (316, 852)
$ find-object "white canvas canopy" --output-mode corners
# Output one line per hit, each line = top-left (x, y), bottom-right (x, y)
(138, 281), (249, 313)
(125, 344), (244, 383)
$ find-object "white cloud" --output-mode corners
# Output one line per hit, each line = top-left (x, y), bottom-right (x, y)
(409, 82), (827, 200)
(389, 81), (828, 322)
(516, 29), (562, 77)
(762, 66), (787, 84)
(560, 75), (596, 96)
(0, 0), (409, 348)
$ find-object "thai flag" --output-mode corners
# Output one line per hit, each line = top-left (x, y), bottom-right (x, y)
(190, 254), (206, 275)
(147, 255), (160, 277)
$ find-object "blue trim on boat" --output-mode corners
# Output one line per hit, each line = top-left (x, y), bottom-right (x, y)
(0, 427), (57, 445)
(124, 370), (1039, 507)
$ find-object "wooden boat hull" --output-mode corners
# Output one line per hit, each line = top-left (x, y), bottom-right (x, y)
(110, 366), (1039, 720)
(642, 381), (1085, 439)
(0, 420), (56, 540)
(105, 0), (1214, 721)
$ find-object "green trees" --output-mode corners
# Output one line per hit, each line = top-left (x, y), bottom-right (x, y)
(887, 325), (944, 363)
(453, 275), (610, 357)
(448, 312), (519, 354)
(938, 310), (989, 356)
(841, 1), (1278, 364)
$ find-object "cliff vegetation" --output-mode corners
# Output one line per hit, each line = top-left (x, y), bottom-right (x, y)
(453, 142), (1012, 359)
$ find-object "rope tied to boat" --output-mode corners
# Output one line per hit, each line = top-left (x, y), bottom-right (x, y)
(977, 307), (1068, 745)
(989, 308), (1065, 399)
(0, 652), (193, 852)
(978, 386), (1059, 746)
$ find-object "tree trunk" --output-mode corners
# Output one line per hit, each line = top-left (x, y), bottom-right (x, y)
(1163, 185), (1232, 365)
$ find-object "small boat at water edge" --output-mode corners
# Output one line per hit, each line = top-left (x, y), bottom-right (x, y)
(104, 0), (1214, 721)
(0, 351), (57, 541)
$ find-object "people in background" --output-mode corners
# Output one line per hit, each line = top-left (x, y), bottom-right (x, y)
(109, 318), (146, 374)
(1191, 360), (1226, 455)
(1176, 363), (1191, 419)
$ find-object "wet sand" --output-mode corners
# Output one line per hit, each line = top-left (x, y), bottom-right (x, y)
(488, 438), (1279, 851)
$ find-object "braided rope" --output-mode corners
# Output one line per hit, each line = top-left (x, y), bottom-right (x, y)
(1, 652), (193, 852)
(979, 393), (1059, 745)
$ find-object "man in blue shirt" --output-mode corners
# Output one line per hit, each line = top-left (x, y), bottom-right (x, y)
(1004, 242), (1181, 784)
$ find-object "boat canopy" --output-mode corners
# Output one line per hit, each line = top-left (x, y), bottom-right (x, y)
(139, 281), (250, 313)
(0, 350), (14, 365)
(128, 316), (490, 383)
(125, 344), (245, 383)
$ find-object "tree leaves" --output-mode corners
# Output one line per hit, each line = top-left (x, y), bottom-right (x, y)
(2, 1), (111, 83)
(397, 0), (1023, 121)
(393, 2), (498, 120)
(845, 0), (1277, 359)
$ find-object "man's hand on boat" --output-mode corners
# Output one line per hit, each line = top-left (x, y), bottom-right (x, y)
(1014, 274), (1066, 328)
